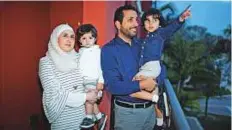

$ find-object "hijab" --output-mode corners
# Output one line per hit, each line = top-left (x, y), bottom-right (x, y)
(47, 24), (78, 72)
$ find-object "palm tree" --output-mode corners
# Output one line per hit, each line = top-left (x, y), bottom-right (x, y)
(163, 32), (207, 97)
(163, 32), (224, 117)
(190, 62), (221, 117)
(165, 24), (231, 117)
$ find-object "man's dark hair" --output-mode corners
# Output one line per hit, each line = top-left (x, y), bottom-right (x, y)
(114, 5), (138, 24)
(76, 24), (97, 47)
(141, 8), (166, 27)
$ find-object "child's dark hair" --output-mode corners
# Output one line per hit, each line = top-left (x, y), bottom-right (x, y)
(141, 8), (166, 27)
(76, 24), (97, 47)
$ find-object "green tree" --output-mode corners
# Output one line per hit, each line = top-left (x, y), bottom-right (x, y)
(191, 64), (221, 117)
(212, 24), (231, 90)
(163, 32), (207, 97)
(223, 24), (231, 39)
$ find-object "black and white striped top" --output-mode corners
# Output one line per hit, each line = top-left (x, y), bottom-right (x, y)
(39, 56), (85, 130)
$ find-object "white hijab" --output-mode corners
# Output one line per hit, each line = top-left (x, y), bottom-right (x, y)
(46, 24), (78, 72)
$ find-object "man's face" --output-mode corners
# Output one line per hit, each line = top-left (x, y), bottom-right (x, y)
(117, 10), (139, 39)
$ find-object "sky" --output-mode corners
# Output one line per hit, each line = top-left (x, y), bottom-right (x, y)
(157, 1), (231, 36)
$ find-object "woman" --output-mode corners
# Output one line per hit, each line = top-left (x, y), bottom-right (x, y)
(39, 24), (98, 130)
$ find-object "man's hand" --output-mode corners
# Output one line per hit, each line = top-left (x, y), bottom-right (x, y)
(132, 75), (148, 81)
(139, 77), (157, 92)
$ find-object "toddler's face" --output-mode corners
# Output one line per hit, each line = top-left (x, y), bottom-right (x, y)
(144, 15), (160, 33)
(79, 32), (96, 48)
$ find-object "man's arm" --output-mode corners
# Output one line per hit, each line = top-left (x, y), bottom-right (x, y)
(130, 90), (153, 101)
(130, 75), (159, 102)
(130, 90), (159, 103)
(101, 45), (156, 95)
(101, 45), (140, 95)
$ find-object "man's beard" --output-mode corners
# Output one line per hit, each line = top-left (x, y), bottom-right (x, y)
(120, 27), (137, 39)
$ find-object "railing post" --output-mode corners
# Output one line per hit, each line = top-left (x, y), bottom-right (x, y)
(164, 79), (191, 130)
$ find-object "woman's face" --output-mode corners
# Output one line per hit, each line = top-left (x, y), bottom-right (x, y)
(58, 30), (75, 52)
(144, 15), (160, 33)
(79, 32), (96, 48)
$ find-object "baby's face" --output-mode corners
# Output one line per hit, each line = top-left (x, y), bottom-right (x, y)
(144, 15), (160, 33)
(79, 32), (96, 48)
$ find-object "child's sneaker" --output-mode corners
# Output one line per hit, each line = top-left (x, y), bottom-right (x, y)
(96, 113), (107, 130)
(79, 117), (95, 129)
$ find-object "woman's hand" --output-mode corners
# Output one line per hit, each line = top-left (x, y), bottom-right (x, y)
(96, 83), (104, 90)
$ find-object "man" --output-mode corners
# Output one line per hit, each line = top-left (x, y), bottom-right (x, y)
(101, 5), (157, 130)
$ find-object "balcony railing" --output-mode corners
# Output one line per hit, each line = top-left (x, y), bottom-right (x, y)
(164, 79), (191, 130)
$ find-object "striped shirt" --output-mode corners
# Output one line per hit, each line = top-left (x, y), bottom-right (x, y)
(39, 56), (85, 130)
